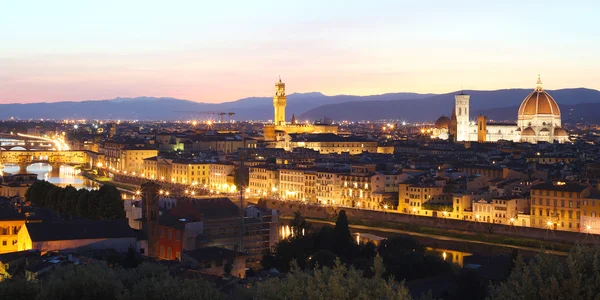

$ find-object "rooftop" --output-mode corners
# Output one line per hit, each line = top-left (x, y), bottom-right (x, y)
(25, 220), (136, 242)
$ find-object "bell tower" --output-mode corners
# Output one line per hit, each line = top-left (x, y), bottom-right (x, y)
(273, 77), (286, 126)
(455, 92), (470, 142)
(142, 181), (160, 257)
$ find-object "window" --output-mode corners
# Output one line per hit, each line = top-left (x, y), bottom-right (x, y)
(160, 246), (165, 258)
(168, 229), (172, 240)
(561, 200), (565, 207)
(176, 231), (181, 240)
(167, 247), (172, 260)
(1, 240), (6, 246)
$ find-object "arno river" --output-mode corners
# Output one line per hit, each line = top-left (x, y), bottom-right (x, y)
(2, 162), (99, 190)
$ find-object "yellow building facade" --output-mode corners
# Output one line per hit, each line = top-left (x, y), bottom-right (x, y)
(530, 182), (589, 232)
(248, 166), (279, 197)
(398, 183), (444, 214)
(0, 220), (24, 254)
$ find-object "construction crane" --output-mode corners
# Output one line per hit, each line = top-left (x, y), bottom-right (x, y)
(172, 111), (235, 123)
(217, 112), (236, 123)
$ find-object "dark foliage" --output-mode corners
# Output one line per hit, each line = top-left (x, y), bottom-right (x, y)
(26, 181), (125, 220)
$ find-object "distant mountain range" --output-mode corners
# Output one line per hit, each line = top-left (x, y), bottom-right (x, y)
(299, 88), (600, 122)
(1, 88), (600, 122)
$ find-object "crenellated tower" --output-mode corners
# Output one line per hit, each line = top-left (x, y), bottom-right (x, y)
(273, 78), (287, 126)
(455, 92), (470, 142)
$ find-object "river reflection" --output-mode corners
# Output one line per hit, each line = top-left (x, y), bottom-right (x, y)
(277, 225), (472, 267)
(2, 162), (98, 190)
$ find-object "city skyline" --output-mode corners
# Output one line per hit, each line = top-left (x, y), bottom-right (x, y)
(2, 0), (599, 104)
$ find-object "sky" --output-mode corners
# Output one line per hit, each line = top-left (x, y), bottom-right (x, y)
(1, 0), (599, 104)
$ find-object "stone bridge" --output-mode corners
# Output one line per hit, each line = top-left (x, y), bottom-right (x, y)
(0, 150), (89, 166)
(0, 133), (57, 151)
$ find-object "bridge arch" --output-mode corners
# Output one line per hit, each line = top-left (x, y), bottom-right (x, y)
(26, 162), (53, 174)
(8, 146), (27, 151)
(1, 163), (21, 174)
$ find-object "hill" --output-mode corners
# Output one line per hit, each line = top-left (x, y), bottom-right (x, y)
(299, 88), (600, 122)
(2, 88), (599, 122)
(0, 92), (432, 120)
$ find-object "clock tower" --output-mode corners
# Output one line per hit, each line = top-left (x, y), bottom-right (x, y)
(273, 78), (286, 126)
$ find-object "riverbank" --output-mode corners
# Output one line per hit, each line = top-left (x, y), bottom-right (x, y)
(281, 216), (571, 255)
(81, 170), (139, 192)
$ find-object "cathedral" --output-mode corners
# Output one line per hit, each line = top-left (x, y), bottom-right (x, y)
(263, 78), (338, 141)
(431, 76), (569, 144)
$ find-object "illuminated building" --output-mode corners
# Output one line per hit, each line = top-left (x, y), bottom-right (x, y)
(143, 157), (211, 185)
(248, 165), (279, 197)
(263, 78), (338, 141)
(397, 183), (444, 214)
(278, 168), (316, 201)
(209, 162), (237, 193)
(431, 76), (569, 143)
(530, 182), (589, 232)
(104, 140), (158, 173)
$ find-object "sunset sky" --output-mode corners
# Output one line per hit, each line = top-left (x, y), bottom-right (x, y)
(1, 0), (598, 104)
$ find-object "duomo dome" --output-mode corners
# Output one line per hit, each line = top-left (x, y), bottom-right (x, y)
(516, 75), (567, 143)
(518, 76), (561, 117)
(434, 116), (451, 129)
(429, 75), (569, 144)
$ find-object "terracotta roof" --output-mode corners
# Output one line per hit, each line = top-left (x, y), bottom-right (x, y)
(434, 116), (451, 129)
(521, 127), (536, 136)
(554, 127), (568, 136)
(518, 90), (560, 116)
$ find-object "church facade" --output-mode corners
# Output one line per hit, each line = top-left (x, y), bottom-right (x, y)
(263, 78), (338, 141)
(432, 76), (569, 144)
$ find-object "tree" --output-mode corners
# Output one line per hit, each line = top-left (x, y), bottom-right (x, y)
(489, 244), (600, 300)
(0, 262), (222, 300)
(0, 276), (40, 300)
(332, 210), (354, 258)
(36, 263), (125, 300)
(378, 236), (453, 281)
(290, 211), (309, 237)
(252, 255), (412, 300)
(125, 274), (222, 300)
